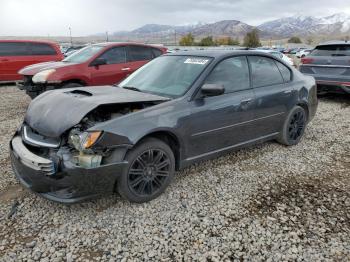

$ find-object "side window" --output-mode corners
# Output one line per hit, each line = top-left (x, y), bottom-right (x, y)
(204, 56), (250, 93)
(0, 42), (29, 56)
(152, 48), (162, 58)
(28, 43), (57, 55)
(128, 46), (153, 62)
(276, 61), (292, 82)
(248, 56), (284, 88)
(99, 46), (127, 64)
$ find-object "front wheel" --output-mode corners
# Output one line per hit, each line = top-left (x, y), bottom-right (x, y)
(117, 138), (175, 203)
(277, 106), (307, 146)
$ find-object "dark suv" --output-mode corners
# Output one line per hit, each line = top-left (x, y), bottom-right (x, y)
(299, 41), (350, 94)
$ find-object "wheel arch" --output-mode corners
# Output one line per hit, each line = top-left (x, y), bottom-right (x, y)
(61, 78), (87, 87)
(135, 130), (182, 171)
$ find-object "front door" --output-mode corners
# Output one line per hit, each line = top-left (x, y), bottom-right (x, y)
(89, 46), (130, 86)
(185, 56), (257, 159)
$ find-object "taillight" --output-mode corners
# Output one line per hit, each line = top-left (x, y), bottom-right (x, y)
(301, 58), (314, 64)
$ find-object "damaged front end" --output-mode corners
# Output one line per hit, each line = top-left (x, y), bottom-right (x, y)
(10, 86), (169, 203)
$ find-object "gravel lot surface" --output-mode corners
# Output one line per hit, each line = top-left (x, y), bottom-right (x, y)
(0, 85), (349, 261)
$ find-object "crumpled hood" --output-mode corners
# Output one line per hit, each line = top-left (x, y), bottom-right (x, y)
(18, 61), (77, 75)
(25, 86), (169, 138)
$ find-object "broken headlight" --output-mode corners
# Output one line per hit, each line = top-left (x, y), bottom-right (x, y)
(70, 131), (102, 152)
(32, 69), (56, 83)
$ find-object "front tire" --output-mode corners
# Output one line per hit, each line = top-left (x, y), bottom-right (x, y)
(117, 138), (175, 203)
(277, 106), (307, 146)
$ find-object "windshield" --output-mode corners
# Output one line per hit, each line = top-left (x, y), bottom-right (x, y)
(63, 45), (104, 63)
(310, 45), (350, 57)
(119, 56), (212, 98)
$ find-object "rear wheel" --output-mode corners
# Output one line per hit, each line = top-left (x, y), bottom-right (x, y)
(117, 138), (175, 203)
(277, 106), (307, 146)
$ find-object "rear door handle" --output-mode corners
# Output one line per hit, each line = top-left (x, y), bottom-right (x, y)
(121, 67), (131, 71)
(0, 59), (9, 62)
(283, 90), (292, 94)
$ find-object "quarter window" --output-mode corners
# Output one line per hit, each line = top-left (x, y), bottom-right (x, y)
(248, 56), (284, 88)
(204, 56), (250, 93)
(129, 46), (153, 62)
(98, 46), (127, 64)
(28, 43), (57, 55)
(276, 61), (292, 82)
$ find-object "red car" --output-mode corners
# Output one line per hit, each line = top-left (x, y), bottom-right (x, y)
(0, 40), (63, 82)
(18, 43), (167, 98)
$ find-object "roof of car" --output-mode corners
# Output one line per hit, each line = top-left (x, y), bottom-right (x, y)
(92, 42), (165, 48)
(0, 39), (59, 45)
(165, 50), (277, 59)
(317, 40), (350, 46)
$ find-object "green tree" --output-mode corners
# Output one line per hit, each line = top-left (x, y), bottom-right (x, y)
(179, 33), (194, 46)
(199, 36), (215, 46)
(288, 36), (302, 43)
(243, 29), (261, 48)
(216, 37), (240, 46)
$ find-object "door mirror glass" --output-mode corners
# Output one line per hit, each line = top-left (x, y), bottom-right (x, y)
(90, 58), (107, 67)
(201, 84), (225, 97)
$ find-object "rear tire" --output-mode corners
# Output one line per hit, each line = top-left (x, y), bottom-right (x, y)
(117, 138), (175, 203)
(277, 106), (307, 146)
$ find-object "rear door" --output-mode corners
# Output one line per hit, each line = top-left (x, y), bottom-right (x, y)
(127, 45), (155, 73)
(88, 46), (129, 85)
(248, 55), (294, 135)
(27, 42), (61, 64)
(0, 42), (30, 81)
(186, 56), (257, 158)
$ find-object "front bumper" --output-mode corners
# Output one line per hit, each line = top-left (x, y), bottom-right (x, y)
(10, 136), (128, 203)
(16, 81), (57, 98)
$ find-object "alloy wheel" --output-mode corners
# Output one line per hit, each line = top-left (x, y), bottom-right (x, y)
(127, 149), (171, 196)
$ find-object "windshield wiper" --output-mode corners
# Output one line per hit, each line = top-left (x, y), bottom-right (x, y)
(122, 86), (142, 92)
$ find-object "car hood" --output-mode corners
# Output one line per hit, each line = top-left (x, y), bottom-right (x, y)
(18, 61), (77, 75)
(25, 86), (169, 138)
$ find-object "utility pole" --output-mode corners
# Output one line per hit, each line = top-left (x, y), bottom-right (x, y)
(174, 30), (177, 46)
(106, 31), (109, 42)
(69, 27), (73, 46)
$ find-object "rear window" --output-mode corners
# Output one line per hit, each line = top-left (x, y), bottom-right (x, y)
(0, 42), (29, 56)
(310, 45), (350, 57)
(28, 43), (57, 55)
(128, 46), (153, 62)
(152, 48), (163, 58)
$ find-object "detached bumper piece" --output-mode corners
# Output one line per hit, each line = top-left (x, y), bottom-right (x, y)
(10, 136), (128, 203)
(11, 136), (55, 175)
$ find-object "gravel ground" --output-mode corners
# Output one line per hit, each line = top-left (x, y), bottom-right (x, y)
(0, 85), (349, 261)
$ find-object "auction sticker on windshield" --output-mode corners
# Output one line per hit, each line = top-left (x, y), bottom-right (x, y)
(184, 58), (209, 65)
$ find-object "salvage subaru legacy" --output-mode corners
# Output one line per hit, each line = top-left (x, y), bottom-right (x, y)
(10, 51), (318, 203)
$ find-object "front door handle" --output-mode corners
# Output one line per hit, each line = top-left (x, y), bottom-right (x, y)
(0, 59), (9, 62)
(241, 98), (253, 104)
(121, 67), (131, 71)
(283, 90), (292, 94)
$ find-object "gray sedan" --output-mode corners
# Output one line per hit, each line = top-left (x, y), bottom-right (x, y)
(10, 50), (318, 203)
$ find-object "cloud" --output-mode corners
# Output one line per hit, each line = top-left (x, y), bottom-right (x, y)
(0, 0), (349, 36)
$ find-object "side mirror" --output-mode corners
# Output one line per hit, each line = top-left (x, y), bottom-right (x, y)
(201, 84), (225, 97)
(90, 58), (107, 67)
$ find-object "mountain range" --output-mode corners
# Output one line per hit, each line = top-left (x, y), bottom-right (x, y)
(110, 13), (350, 41)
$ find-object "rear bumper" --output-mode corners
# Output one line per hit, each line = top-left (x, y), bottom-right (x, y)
(10, 135), (128, 204)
